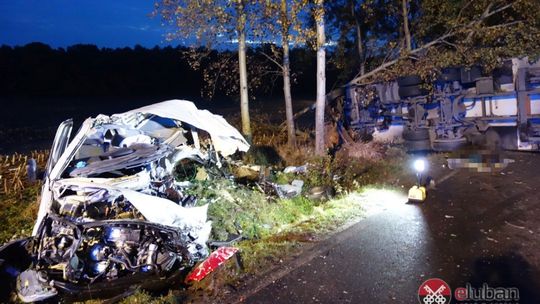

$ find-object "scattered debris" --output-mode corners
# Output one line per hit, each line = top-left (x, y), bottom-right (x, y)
(306, 186), (335, 201)
(273, 180), (304, 198)
(233, 165), (264, 182)
(185, 247), (239, 283)
(444, 215), (454, 219)
(283, 165), (308, 174)
(505, 221), (526, 230)
(486, 237), (499, 243)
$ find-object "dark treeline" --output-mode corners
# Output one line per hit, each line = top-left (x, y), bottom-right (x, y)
(0, 42), (335, 100)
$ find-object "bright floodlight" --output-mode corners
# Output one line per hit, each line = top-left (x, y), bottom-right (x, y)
(413, 159), (426, 173)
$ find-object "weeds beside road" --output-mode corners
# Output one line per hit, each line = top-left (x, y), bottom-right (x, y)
(0, 150), (48, 243)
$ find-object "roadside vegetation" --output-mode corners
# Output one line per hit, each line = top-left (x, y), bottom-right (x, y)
(0, 151), (48, 243)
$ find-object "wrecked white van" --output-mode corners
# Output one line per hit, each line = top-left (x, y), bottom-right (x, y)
(0, 100), (249, 302)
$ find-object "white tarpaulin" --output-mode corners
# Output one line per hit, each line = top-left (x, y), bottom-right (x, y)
(121, 99), (250, 156)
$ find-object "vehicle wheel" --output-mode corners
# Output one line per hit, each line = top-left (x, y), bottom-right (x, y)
(402, 128), (430, 141)
(397, 75), (422, 87)
(484, 129), (501, 150)
(327, 87), (345, 102)
(460, 66), (482, 84)
(497, 127), (518, 150)
(399, 85), (427, 98)
(405, 139), (431, 152)
(438, 68), (461, 82)
(432, 137), (468, 152)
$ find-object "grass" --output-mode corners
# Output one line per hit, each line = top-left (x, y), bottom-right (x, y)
(0, 151), (48, 244)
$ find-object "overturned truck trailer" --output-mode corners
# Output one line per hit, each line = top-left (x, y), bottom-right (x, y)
(0, 100), (249, 302)
(338, 58), (540, 152)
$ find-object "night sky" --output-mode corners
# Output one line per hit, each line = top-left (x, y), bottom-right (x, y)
(0, 0), (169, 48)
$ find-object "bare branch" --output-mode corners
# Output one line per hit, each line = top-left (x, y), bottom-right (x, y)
(440, 39), (459, 49)
(350, 31), (454, 84)
(485, 1), (517, 18)
(484, 20), (523, 29)
(481, 2), (495, 19)
(209, 54), (234, 99)
(456, 0), (474, 21)
(466, 2), (494, 40)
(260, 51), (284, 70)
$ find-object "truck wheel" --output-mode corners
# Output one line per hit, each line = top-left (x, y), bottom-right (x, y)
(402, 128), (430, 141)
(460, 66), (482, 84)
(432, 137), (467, 151)
(438, 68), (461, 82)
(397, 75), (422, 87)
(484, 129), (501, 150)
(405, 139), (431, 152)
(497, 127), (518, 150)
(399, 85), (427, 98)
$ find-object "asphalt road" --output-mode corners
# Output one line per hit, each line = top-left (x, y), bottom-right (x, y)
(242, 151), (540, 304)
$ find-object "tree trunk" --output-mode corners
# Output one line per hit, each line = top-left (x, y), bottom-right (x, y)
(402, 0), (412, 52)
(315, 0), (326, 156)
(350, 0), (365, 75)
(281, 0), (296, 147)
(238, 3), (251, 140)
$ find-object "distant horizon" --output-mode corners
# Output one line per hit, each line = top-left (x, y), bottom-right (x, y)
(0, 41), (176, 50)
(0, 0), (168, 49)
(0, 1), (325, 50)
(0, 41), (319, 52)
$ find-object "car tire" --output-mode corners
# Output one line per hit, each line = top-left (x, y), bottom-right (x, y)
(402, 128), (430, 141)
(399, 85), (427, 98)
(397, 75), (422, 87)
(405, 139), (432, 152)
(432, 137), (467, 152)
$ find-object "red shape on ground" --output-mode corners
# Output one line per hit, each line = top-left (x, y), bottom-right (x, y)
(185, 247), (239, 283)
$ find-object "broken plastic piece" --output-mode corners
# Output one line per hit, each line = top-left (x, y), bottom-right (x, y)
(17, 270), (58, 303)
(274, 180), (304, 198)
(185, 247), (239, 283)
(283, 165), (308, 174)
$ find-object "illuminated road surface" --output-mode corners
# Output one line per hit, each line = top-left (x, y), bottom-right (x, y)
(243, 152), (540, 303)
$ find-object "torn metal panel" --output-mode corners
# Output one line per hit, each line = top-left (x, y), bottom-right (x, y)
(52, 180), (210, 232)
(120, 99), (250, 156)
(68, 143), (173, 177)
(63, 170), (152, 190)
(34, 118), (94, 236)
